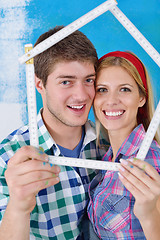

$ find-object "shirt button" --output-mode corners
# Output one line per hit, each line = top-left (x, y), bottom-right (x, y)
(110, 205), (114, 211)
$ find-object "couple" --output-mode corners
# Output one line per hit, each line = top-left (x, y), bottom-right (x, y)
(0, 26), (160, 240)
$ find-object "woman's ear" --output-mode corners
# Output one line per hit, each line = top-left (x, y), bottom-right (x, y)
(139, 95), (146, 108)
(35, 75), (44, 94)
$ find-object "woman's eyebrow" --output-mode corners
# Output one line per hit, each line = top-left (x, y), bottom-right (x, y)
(119, 83), (134, 88)
(96, 83), (134, 86)
(96, 83), (107, 87)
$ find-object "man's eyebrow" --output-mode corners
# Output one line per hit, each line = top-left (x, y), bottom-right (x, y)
(86, 73), (96, 78)
(56, 75), (76, 79)
(56, 73), (96, 79)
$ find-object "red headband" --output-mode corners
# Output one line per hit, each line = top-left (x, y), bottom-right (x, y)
(99, 51), (148, 97)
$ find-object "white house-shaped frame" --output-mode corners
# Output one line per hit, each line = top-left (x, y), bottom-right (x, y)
(19, 0), (160, 170)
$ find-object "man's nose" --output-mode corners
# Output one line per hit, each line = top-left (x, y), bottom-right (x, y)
(73, 83), (89, 101)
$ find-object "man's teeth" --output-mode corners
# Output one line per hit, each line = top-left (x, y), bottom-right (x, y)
(104, 111), (123, 116)
(70, 105), (84, 109)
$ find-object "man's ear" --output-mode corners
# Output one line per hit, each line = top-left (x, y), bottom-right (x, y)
(35, 75), (43, 93)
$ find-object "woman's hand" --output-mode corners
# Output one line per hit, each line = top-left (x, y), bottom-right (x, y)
(118, 158), (160, 221)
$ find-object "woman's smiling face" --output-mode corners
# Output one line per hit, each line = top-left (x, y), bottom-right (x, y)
(94, 66), (146, 137)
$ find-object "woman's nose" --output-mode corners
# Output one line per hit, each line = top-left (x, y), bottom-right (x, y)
(106, 91), (120, 105)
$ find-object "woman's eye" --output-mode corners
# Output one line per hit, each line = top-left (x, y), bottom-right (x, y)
(96, 88), (107, 93)
(120, 87), (131, 92)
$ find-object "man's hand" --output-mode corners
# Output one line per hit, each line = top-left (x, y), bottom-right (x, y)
(5, 145), (60, 214)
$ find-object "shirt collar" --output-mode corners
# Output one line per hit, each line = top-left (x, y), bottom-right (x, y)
(37, 109), (57, 153)
(119, 124), (145, 157)
(83, 120), (96, 147)
(103, 124), (145, 161)
(37, 110), (96, 155)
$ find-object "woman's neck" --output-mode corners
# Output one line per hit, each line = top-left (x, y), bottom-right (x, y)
(108, 129), (130, 162)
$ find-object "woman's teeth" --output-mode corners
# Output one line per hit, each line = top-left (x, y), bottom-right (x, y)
(104, 111), (123, 116)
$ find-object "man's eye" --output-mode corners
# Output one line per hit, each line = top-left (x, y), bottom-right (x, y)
(61, 80), (70, 85)
(86, 78), (95, 84)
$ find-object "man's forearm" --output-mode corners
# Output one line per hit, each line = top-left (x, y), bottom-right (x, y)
(0, 201), (30, 240)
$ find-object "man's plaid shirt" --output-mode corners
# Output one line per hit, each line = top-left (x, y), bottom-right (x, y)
(0, 111), (108, 239)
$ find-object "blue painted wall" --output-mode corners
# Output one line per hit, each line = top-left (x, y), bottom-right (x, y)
(0, 0), (160, 140)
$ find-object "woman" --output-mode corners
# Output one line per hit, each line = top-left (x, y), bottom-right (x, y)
(87, 51), (160, 239)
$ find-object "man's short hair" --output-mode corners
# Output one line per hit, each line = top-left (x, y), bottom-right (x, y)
(34, 25), (98, 87)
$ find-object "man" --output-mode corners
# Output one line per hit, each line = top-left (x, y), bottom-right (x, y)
(0, 26), (108, 239)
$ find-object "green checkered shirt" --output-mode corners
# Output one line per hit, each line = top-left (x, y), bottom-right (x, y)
(0, 111), (109, 239)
